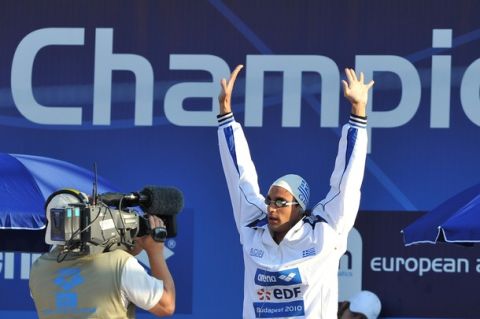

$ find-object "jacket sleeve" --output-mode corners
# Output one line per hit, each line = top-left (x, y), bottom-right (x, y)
(315, 114), (368, 239)
(217, 113), (266, 240)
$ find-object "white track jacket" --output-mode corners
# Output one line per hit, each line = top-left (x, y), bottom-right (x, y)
(217, 112), (367, 319)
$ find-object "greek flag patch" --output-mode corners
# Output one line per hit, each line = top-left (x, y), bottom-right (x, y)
(302, 247), (316, 258)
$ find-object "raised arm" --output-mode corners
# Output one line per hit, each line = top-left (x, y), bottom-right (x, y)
(217, 65), (266, 240)
(316, 68), (373, 237)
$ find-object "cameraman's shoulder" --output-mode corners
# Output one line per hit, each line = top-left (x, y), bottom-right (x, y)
(110, 249), (133, 258)
(100, 249), (136, 266)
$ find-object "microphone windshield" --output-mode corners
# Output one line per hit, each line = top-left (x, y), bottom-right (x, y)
(140, 186), (184, 216)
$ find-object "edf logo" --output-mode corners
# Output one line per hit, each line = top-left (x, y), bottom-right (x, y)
(257, 287), (302, 300)
(273, 287), (302, 300)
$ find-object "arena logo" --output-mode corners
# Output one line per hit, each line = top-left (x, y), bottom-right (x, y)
(10, 28), (480, 152)
(254, 268), (302, 286)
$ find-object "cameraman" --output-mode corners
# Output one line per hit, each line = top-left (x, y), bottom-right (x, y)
(29, 193), (175, 318)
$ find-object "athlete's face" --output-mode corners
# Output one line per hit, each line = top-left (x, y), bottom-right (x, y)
(266, 186), (303, 238)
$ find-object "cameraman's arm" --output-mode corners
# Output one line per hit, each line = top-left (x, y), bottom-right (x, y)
(144, 241), (175, 316)
(139, 216), (176, 316)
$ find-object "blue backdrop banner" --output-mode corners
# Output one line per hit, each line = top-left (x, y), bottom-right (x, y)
(0, 1), (479, 318)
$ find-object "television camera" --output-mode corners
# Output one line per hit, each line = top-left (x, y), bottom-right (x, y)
(45, 186), (184, 258)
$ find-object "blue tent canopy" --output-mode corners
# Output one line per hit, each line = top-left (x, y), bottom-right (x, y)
(0, 153), (117, 251)
(403, 183), (480, 246)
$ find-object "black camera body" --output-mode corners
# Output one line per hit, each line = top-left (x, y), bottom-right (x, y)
(46, 186), (183, 257)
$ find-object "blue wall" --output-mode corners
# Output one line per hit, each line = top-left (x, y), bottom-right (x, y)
(0, 1), (479, 318)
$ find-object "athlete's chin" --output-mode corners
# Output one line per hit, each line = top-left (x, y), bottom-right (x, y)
(268, 221), (285, 232)
(268, 219), (279, 227)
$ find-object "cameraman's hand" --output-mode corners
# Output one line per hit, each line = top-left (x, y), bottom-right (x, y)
(135, 215), (176, 316)
(132, 215), (165, 257)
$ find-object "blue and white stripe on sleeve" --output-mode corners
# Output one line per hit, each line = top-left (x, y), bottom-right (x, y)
(349, 114), (367, 128)
(217, 112), (234, 127)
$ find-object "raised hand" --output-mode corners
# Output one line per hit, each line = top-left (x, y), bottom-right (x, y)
(218, 64), (244, 115)
(342, 68), (374, 117)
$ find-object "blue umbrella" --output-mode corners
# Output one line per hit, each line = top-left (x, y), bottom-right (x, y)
(0, 153), (117, 251)
(402, 183), (480, 246)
